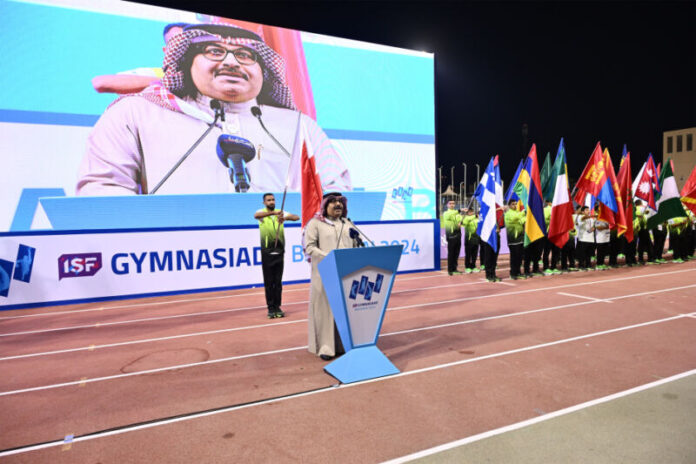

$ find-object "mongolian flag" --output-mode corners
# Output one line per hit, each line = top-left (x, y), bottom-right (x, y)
(596, 148), (627, 236)
(573, 142), (606, 206)
(523, 144), (546, 246)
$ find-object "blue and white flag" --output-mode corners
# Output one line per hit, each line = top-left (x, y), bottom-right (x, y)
(475, 158), (498, 252)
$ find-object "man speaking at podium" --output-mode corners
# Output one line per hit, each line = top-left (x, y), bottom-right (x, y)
(304, 193), (359, 360)
(77, 23), (350, 195)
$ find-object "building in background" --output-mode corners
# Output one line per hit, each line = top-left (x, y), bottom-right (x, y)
(663, 127), (696, 190)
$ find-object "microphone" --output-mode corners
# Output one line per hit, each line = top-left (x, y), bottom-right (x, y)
(349, 227), (365, 247)
(347, 218), (375, 246)
(150, 99), (224, 194)
(210, 99), (225, 122)
(217, 135), (255, 192)
(251, 106), (292, 158)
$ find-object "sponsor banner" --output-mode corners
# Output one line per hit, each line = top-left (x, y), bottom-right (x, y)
(0, 220), (436, 310)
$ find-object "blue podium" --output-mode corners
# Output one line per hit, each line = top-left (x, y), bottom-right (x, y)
(317, 245), (403, 384)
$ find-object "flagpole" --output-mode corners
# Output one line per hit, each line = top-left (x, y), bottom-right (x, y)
(270, 113), (302, 250)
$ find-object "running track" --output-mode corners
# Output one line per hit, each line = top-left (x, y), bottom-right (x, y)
(1, 260), (695, 462)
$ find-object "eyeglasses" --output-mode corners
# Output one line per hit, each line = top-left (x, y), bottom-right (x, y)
(198, 44), (258, 65)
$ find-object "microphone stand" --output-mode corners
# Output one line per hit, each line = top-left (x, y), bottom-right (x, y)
(252, 106), (298, 249)
(347, 218), (375, 246)
(150, 103), (223, 194)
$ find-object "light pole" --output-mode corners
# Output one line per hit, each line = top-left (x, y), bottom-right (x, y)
(438, 165), (442, 213)
(475, 163), (480, 214)
(462, 163), (467, 205)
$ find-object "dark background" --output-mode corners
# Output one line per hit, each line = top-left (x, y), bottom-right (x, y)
(140, 0), (695, 189)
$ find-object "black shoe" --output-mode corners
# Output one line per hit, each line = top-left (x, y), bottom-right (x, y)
(274, 309), (285, 318)
(319, 354), (334, 361)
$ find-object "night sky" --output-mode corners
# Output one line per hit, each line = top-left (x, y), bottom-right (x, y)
(142, 0), (695, 190)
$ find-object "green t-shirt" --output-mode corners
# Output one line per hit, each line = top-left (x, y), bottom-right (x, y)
(461, 215), (480, 241)
(443, 209), (463, 238)
(257, 209), (289, 250)
(504, 209), (526, 243)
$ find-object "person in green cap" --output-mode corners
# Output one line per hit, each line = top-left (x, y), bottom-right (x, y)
(504, 199), (526, 279)
(255, 193), (299, 318)
(462, 208), (481, 273)
(443, 200), (464, 275)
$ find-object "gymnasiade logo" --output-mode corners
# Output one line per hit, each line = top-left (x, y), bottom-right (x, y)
(0, 244), (36, 298)
(392, 186), (414, 201)
(349, 273), (384, 301)
(58, 253), (102, 280)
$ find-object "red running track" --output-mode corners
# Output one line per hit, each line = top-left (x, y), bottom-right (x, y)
(0, 261), (695, 462)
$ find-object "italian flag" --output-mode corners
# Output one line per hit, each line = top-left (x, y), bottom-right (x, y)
(647, 159), (687, 229)
(547, 145), (574, 248)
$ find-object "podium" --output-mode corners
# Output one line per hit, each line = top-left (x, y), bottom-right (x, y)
(317, 245), (402, 383)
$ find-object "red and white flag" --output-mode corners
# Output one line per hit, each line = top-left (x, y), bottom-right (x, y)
(298, 122), (323, 227)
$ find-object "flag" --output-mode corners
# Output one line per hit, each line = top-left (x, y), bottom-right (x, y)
(656, 162), (661, 179)
(300, 122), (324, 227)
(596, 148), (627, 236)
(513, 157), (532, 208)
(505, 159), (524, 203)
(680, 164), (696, 215)
(543, 140), (564, 203)
(475, 159), (498, 252)
(523, 144), (546, 246)
(616, 146), (634, 243)
(647, 159), (687, 229)
(547, 140), (574, 248)
(634, 153), (660, 210)
(493, 155), (505, 227)
(540, 151), (552, 201)
(573, 142), (606, 205)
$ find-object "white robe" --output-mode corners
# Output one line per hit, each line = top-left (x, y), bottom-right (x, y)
(76, 94), (351, 195)
(304, 217), (355, 357)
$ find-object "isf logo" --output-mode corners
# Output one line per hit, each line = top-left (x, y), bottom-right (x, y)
(391, 186), (413, 201)
(58, 253), (102, 280)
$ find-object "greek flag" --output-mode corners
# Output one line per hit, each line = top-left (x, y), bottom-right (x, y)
(475, 158), (498, 252)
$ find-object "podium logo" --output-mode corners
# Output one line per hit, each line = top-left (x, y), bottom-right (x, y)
(0, 244), (36, 298)
(349, 273), (384, 301)
(58, 253), (102, 280)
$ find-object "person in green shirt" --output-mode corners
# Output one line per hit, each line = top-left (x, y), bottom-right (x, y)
(254, 193), (299, 318)
(504, 199), (526, 279)
(668, 215), (689, 262)
(443, 200), (463, 275)
(461, 208), (481, 273)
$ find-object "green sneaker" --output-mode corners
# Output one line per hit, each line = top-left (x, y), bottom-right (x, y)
(465, 268), (473, 274)
(617, 253), (625, 259)
(552, 269), (562, 275)
(473, 267), (482, 273)
(480, 265), (486, 270)
(544, 269), (554, 276)
(673, 258), (684, 263)
(449, 271), (463, 275)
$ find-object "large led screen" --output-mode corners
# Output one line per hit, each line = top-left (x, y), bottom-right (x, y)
(0, 0), (435, 231)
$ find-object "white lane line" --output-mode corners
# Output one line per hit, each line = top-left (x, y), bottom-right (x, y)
(0, 281), (494, 338)
(0, 272), (447, 321)
(557, 292), (613, 303)
(2, 284), (694, 394)
(0, 269), (696, 337)
(3, 281), (696, 362)
(381, 369), (696, 464)
(0, 315), (689, 457)
(389, 269), (696, 312)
